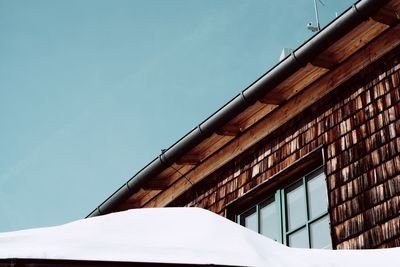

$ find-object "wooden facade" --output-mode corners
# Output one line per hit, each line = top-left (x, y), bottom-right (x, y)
(171, 46), (400, 249)
(91, 0), (400, 251)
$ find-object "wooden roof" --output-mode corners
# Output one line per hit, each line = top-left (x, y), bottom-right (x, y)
(98, 0), (400, 214)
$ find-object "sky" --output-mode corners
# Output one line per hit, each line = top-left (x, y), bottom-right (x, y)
(0, 0), (355, 232)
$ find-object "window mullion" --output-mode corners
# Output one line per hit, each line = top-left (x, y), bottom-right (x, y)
(286, 223), (307, 235)
(256, 204), (260, 234)
(309, 211), (329, 224)
(275, 190), (283, 244)
(281, 188), (288, 246)
(303, 176), (312, 248)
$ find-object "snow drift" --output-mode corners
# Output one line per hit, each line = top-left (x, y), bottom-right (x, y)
(0, 208), (398, 266)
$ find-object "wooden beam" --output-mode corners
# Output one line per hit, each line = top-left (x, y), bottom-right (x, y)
(216, 124), (242, 136)
(372, 7), (399, 26)
(258, 92), (285, 105)
(135, 164), (197, 207)
(116, 202), (140, 210)
(142, 179), (171, 190)
(142, 23), (400, 208)
(225, 147), (323, 214)
(311, 53), (338, 69)
(175, 154), (202, 165)
(117, 188), (158, 210)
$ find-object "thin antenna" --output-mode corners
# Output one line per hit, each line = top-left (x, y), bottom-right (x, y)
(313, 0), (321, 31)
(307, 0), (322, 33)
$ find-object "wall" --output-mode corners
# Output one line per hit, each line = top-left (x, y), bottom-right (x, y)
(170, 45), (400, 249)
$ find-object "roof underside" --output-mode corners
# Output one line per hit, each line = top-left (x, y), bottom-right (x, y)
(89, 0), (400, 217)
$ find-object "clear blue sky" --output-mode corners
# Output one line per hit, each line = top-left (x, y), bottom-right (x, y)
(0, 0), (354, 232)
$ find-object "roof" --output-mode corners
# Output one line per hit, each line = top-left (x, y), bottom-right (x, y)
(89, 0), (400, 216)
(1, 208), (400, 267)
(0, 208), (283, 266)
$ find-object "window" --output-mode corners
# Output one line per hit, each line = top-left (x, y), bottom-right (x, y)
(237, 167), (331, 249)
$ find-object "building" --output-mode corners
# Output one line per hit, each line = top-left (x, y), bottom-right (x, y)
(89, 0), (400, 250)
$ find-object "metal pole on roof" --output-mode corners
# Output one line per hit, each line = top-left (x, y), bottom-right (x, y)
(314, 0), (321, 31)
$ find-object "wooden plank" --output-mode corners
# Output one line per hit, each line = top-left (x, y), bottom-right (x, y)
(311, 53), (338, 69)
(137, 190), (161, 207)
(176, 154), (203, 165)
(216, 124), (242, 136)
(216, 102), (283, 136)
(229, 101), (278, 131)
(117, 188), (160, 210)
(323, 19), (389, 64)
(155, 162), (193, 179)
(120, 187), (152, 209)
(142, 23), (400, 208)
(238, 103), (278, 130)
(184, 133), (225, 157)
(219, 101), (277, 136)
(195, 135), (235, 160)
(278, 19), (389, 100)
(136, 164), (195, 207)
(259, 92), (286, 105)
(142, 179), (172, 190)
(180, 133), (234, 164)
(275, 63), (329, 100)
(226, 100), (268, 126)
(386, 0), (400, 15)
(372, 7), (399, 26)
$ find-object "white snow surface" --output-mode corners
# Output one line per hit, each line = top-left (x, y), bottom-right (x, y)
(0, 207), (398, 266)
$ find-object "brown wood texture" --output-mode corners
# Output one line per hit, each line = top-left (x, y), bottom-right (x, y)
(116, 1), (399, 213)
(168, 46), (400, 249)
(311, 53), (338, 69)
(275, 63), (329, 99)
(259, 92), (286, 105)
(322, 19), (389, 65)
(114, 0), (400, 249)
(372, 7), (400, 26)
(142, 23), (400, 210)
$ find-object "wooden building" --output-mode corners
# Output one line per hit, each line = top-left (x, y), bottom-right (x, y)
(89, 0), (400, 250)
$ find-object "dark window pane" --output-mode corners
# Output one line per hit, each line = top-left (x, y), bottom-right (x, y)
(260, 199), (277, 241)
(288, 227), (309, 248)
(307, 169), (328, 219)
(243, 210), (258, 232)
(286, 181), (306, 231)
(310, 215), (331, 249)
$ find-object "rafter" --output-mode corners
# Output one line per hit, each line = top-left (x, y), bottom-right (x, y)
(311, 53), (338, 69)
(175, 154), (202, 165)
(142, 179), (171, 190)
(216, 124), (242, 136)
(258, 92), (286, 105)
(372, 7), (399, 26)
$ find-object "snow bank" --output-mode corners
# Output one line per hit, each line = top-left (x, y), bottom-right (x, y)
(0, 208), (398, 266)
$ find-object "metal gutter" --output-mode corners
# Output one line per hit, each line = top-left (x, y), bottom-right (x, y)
(87, 0), (389, 217)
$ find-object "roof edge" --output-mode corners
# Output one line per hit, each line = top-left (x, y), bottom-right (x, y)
(87, 0), (389, 217)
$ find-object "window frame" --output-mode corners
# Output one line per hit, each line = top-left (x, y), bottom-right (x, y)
(281, 167), (330, 247)
(235, 166), (330, 249)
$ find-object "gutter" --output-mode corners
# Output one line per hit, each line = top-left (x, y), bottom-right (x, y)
(87, 0), (389, 217)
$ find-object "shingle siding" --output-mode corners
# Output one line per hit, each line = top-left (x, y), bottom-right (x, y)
(170, 45), (400, 249)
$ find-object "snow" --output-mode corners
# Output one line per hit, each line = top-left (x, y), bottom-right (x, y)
(0, 207), (398, 266)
